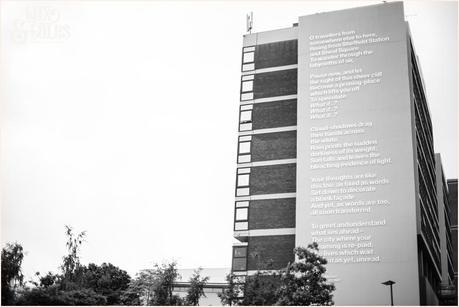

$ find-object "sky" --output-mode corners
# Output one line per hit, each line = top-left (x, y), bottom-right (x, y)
(1, 0), (457, 282)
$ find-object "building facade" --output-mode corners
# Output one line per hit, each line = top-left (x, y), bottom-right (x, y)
(231, 2), (456, 305)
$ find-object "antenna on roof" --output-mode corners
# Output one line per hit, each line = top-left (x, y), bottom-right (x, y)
(246, 12), (253, 33)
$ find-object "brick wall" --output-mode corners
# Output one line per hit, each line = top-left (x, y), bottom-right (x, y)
(249, 198), (296, 230)
(247, 235), (295, 270)
(253, 69), (297, 99)
(251, 131), (296, 162)
(252, 99), (297, 130)
(250, 163), (296, 195)
(255, 40), (298, 69)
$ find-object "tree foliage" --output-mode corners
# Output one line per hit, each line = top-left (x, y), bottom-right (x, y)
(219, 243), (335, 306)
(1, 243), (25, 305)
(61, 225), (86, 287)
(242, 272), (280, 305)
(218, 273), (243, 306)
(150, 262), (182, 305)
(185, 268), (209, 305)
(3, 226), (215, 306)
(276, 243), (335, 306)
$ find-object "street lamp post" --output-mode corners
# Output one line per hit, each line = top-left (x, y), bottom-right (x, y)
(382, 280), (396, 306)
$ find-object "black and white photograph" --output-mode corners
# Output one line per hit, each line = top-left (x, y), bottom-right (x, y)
(1, 0), (457, 305)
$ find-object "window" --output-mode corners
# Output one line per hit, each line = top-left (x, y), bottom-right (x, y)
(234, 201), (249, 231)
(240, 110), (252, 123)
(238, 154), (251, 163)
(238, 136), (252, 164)
(234, 222), (248, 231)
(232, 246), (248, 271)
(239, 142), (251, 154)
(243, 52), (254, 63)
(239, 104), (253, 132)
(232, 256), (247, 271)
(237, 174), (250, 187)
(241, 92), (253, 101)
(236, 187), (249, 196)
(241, 45), (255, 72)
(242, 80), (253, 92)
(234, 246), (247, 257)
(236, 207), (248, 221)
(242, 63), (255, 72)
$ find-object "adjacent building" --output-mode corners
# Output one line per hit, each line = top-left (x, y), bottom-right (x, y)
(231, 2), (456, 305)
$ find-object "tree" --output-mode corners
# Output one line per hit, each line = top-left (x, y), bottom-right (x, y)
(1, 242), (25, 305)
(242, 272), (280, 305)
(61, 225), (86, 288)
(150, 262), (182, 305)
(185, 268), (209, 305)
(122, 262), (183, 306)
(79, 263), (131, 304)
(219, 243), (335, 306)
(17, 287), (107, 305)
(219, 272), (280, 306)
(218, 273), (243, 306)
(276, 243), (335, 306)
(122, 269), (157, 305)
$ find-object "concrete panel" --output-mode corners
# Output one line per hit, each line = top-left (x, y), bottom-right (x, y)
(296, 2), (419, 305)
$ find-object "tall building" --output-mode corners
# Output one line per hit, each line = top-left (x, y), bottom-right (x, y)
(231, 2), (456, 305)
(447, 179), (458, 305)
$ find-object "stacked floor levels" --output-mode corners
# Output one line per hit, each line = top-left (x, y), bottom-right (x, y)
(231, 2), (456, 305)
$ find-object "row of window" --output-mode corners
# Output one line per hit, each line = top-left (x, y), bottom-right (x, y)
(236, 167), (251, 196)
(242, 46), (255, 72)
(241, 46), (255, 102)
(239, 104), (253, 132)
(232, 246), (248, 271)
(238, 135), (252, 163)
(241, 74), (254, 101)
(235, 201), (249, 231)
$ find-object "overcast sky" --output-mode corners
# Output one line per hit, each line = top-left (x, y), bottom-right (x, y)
(1, 0), (457, 281)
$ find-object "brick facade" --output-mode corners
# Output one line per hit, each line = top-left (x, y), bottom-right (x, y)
(251, 131), (296, 162)
(250, 163), (296, 195)
(252, 99), (297, 130)
(247, 235), (295, 270)
(249, 198), (296, 230)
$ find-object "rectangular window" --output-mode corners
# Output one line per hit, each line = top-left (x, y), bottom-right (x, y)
(241, 80), (253, 92)
(236, 187), (249, 196)
(241, 92), (254, 101)
(236, 201), (249, 208)
(242, 63), (255, 72)
(239, 123), (252, 131)
(238, 154), (251, 163)
(242, 74), (254, 81)
(234, 246), (247, 258)
(237, 174), (250, 187)
(239, 135), (252, 142)
(240, 110), (252, 123)
(232, 256), (247, 271)
(234, 221), (248, 231)
(239, 143), (250, 156)
(240, 104), (253, 111)
(237, 168), (250, 174)
(235, 207), (248, 221)
(243, 46), (255, 52)
(243, 52), (255, 63)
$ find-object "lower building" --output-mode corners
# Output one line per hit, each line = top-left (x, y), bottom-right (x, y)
(173, 268), (229, 306)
